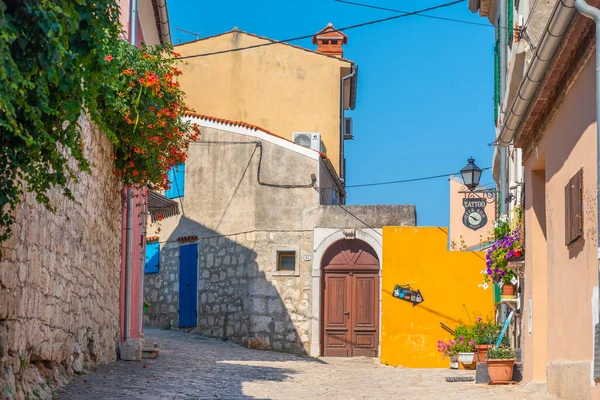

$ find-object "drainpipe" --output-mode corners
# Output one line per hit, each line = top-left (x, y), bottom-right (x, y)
(124, 0), (138, 342)
(573, 0), (600, 378)
(498, 0), (509, 326)
(499, 0), (508, 218)
(340, 65), (356, 194)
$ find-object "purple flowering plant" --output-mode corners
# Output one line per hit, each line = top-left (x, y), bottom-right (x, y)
(483, 220), (522, 285)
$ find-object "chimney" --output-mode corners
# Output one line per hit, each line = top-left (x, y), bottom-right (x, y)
(312, 23), (348, 58)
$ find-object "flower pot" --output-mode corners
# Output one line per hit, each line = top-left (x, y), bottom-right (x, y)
(476, 344), (492, 362)
(458, 352), (475, 364)
(450, 356), (459, 369)
(501, 284), (515, 296)
(487, 358), (516, 383)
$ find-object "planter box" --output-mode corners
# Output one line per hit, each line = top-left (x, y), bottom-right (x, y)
(458, 352), (475, 364)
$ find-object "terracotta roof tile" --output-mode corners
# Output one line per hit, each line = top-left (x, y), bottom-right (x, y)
(183, 111), (327, 159)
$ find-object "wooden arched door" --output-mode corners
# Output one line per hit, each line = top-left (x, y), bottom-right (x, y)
(321, 239), (379, 357)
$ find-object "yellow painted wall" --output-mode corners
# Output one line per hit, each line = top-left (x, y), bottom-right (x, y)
(381, 226), (495, 368)
(175, 31), (353, 174)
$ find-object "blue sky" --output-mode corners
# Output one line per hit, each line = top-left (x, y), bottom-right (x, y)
(168, 0), (495, 227)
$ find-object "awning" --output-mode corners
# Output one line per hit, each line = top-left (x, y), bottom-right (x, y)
(147, 190), (180, 222)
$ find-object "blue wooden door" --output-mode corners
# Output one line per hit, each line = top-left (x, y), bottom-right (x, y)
(179, 244), (198, 327)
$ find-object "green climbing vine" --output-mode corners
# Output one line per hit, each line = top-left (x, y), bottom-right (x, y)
(0, 1), (197, 242)
(0, 0), (121, 241)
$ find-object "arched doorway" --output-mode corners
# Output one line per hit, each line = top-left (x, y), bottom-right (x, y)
(321, 239), (379, 357)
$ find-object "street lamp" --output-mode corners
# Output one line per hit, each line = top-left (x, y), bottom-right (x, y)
(460, 158), (482, 191)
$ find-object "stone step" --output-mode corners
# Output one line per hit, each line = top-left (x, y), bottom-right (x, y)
(141, 341), (160, 359)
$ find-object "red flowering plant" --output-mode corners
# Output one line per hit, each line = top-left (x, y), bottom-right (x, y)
(94, 40), (199, 190)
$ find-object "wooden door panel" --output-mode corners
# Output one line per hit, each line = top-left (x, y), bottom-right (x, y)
(322, 240), (379, 358)
(351, 273), (379, 357)
(323, 273), (350, 357)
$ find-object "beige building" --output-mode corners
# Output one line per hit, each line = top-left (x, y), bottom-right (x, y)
(448, 176), (496, 250)
(174, 24), (358, 186)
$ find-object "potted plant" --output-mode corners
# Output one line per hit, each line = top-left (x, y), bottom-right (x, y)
(472, 318), (500, 362)
(482, 219), (522, 294)
(143, 301), (150, 315)
(437, 339), (459, 368)
(487, 347), (516, 383)
(453, 325), (476, 367)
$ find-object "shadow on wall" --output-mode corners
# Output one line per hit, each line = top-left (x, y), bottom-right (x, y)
(144, 216), (308, 355)
(58, 329), (325, 399)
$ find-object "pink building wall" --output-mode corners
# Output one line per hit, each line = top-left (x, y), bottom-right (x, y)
(118, 0), (147, 343)
(522, 56), (600, 399)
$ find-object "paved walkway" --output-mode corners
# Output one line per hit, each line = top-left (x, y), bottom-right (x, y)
(56, 329), (556, 400)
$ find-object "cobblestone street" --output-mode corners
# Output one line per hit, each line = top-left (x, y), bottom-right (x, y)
(55, 329), (556, 400)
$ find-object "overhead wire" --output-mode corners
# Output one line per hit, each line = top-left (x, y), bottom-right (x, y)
(177, 0), (466, 60)
(333, 0), (513, 30)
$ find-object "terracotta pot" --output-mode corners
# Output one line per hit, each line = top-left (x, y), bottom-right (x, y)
(487, 358), (516, 382)
(476, 344), (491, 362)
(501, 284), (515, 296)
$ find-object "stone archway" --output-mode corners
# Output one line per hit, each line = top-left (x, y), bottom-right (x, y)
(320, 239), (380, 357)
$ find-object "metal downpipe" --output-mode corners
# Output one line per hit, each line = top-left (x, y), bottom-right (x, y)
(574, 0), (600, 378)
(124, 0), (138, 342)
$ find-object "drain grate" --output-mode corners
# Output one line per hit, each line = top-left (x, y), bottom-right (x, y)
(445, 376), (475, 383)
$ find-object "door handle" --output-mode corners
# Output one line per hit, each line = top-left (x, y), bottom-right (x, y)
(344, 311), (350, 315)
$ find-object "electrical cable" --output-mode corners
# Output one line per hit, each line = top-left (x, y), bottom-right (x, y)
(177, 0), (465, 60)
(337, 204), (383, 236)
(334, 0), (513, 30)
(344, 167), (491, 188)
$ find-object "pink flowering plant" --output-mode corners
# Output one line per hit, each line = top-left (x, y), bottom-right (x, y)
(437, 324), (476, 359)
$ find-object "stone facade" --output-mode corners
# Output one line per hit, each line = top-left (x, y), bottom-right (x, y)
(145, 231), (313, 355)
(0, 115), (121, 399)
(143, 121), (417, 356)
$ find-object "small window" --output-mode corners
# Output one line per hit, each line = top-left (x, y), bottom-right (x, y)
(145, 242), (160, 274)
(277, 251), (296, 271)
(331, 40), (339, 45)
(565, 168), (583, 246)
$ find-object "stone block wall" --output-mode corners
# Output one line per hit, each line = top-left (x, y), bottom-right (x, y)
(0, 115), (121, 399)
(144, 230), (313, 355)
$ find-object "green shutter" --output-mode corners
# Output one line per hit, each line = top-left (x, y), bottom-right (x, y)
(507, 0), (514, 47)
(494, 282), (501, 303)
(494, 33), (500, 125)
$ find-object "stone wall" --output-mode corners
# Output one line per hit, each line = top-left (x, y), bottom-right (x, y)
(144, 229), (313, 355)
(0, 115), (121, 399)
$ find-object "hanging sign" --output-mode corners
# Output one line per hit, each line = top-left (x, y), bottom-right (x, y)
(392, 284), (424, 306)
(462, 198), (488, 231)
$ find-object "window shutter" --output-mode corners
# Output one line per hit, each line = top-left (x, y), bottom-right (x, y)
(145, 242), (160, 273)
(565, 169), (583, 246)
(507, 0), (514, 49)
(494, 33), (500, 125)
(165, 163), (185, 199)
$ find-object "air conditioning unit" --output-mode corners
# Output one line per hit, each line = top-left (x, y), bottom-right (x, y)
(343, 117), (354, 140)
(293, 132), (321, 151)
